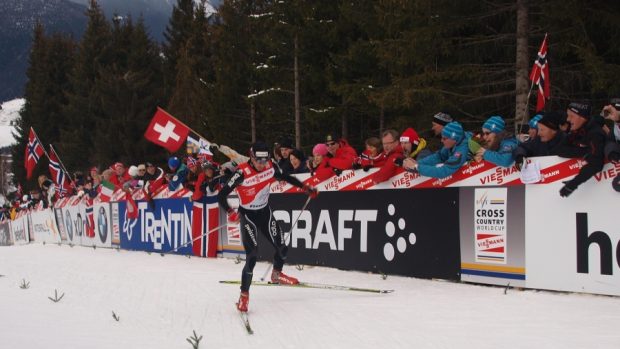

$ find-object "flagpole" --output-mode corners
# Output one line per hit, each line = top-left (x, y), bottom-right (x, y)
(31, 127), (51, 161)
(49, 144), (76, 187)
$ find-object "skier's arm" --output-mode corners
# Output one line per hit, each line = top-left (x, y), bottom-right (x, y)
(217, 169), (244, 212)
(274, 166), (304, 189)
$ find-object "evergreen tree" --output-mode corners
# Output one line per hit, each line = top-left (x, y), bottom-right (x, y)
(12, 22), (76, 189)
(162, 0), (196, 99)
(60, 0), (112, 172)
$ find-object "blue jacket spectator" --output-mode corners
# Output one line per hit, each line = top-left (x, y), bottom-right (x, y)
(167, 157), (189, 191)
(414, 122), (471, 178)
(473, 116), (518, 167)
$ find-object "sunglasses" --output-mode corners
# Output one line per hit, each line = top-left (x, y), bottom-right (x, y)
(326, 142), (337, 146)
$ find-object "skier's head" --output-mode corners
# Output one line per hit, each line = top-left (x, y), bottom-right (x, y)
(250, 141), (270, 169)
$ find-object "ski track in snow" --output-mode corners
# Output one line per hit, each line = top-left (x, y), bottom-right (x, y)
(0, 244), (619, 348)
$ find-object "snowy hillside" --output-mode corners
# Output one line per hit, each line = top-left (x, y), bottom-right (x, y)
(0, 98), (23, 148)
(1, 244), (618, 348)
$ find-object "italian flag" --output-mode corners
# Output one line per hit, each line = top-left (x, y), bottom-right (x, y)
(100, 180), (115, 202)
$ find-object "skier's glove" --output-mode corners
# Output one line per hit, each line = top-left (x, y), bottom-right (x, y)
(303, 184), (318, 199)
(559, 181), (577, 198)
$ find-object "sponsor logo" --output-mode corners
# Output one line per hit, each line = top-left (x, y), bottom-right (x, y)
(273, 208), (377, 252)
(65, 211), (73, 240)
(124, 202), (192, 250)
(576, 213), (619, 275)
(98, 207), (108, 242)
(322, 171), (356, 191)
(382, 204), (416, 262)
(474, 188), (507, 264)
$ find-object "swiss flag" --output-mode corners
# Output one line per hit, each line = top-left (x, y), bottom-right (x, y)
(144, 107), (190, 152)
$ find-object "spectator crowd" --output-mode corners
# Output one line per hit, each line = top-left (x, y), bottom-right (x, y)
(7, 98), (620, 219)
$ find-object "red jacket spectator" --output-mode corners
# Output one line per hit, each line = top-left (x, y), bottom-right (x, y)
(325, 136), (357, 170)
(108, 162), (131, 189)
(372, 130), (405, 184)
(359, 149), (387, 168)
(309, 143), (335, 181)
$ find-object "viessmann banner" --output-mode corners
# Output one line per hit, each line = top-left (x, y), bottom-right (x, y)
(266, 189), (461, 280)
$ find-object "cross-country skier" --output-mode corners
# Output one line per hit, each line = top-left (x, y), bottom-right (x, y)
(218, 141), (318, 312)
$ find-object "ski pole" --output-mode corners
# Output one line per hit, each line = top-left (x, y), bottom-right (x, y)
(161, 222), (228, 255)
(260, 195), (313, 281)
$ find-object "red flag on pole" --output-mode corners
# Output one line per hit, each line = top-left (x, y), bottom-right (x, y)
(529, 34), (550, 112)
(144, 107), (190, 152)
(24, 127), (45, 179)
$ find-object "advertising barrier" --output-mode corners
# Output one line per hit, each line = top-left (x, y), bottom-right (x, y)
(0, 221), (12, 246)
(11, 214), (29, 245)
(119, 199), (194, 254)
(459, 186), (526, 287)
(525, 160), (620, 296)
(30, 209), (62, 244)
(91, 202), (113, 248)
(267, 189), (461, 280)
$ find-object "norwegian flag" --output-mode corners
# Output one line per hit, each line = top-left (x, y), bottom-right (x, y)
(191, 198), (220, 257)
(48, 145), (72, 198)
(24, 127), (45, 179)
(144, 107), (190, 152)
(529, 34), (550, 112)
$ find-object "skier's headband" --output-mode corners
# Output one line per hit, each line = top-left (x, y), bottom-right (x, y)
(254, 151), (270, 163)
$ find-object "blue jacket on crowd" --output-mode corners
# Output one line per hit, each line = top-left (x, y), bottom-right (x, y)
(483, 137), (518, 167)
(168, 163), (189, 191)
(417, 132), (472, 178)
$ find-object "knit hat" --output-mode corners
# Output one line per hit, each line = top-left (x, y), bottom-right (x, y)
(168, 157), (180, 170)
(441, 122), (464, 142)
(610, 98), (620, 110)
(432, 112), (453, 126)
(112, 162), (124, 171)
(568, 102), (592, 119)
(482, 116), (505, 133)
(400, 127), (420, 145)
(279, 137), (294, 149)
(528, 114), (543, 129)
(128, 165), (139, 177)
(325, 133), (339, 143)
(538, 111), (562, 130)
(313, 143), (329, 156)
(250, 141), (270, 161)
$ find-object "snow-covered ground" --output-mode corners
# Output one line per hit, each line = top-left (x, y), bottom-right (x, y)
(0, 244), (618, 349)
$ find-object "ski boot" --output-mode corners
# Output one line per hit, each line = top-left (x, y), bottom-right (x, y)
(237, 291), (249, 312)
(271, 269), (299, 285)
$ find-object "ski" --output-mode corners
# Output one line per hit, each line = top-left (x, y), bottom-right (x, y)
(237, 307), (254, 335)
(220, 280), (394, 294)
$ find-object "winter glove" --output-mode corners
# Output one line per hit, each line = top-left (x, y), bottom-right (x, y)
(393, 157), (404, 167)
(559, 181), (577, 198)
(352, 163), (363, 170)
(209, 144), (220, 154)
(514, 155), (525, 171)
(227, 209), (240, 223)
(333, 168), (343, 176)
(608, 151), (620, 163)
(363, 165), (373, 172)
(303, 184), (318, 199)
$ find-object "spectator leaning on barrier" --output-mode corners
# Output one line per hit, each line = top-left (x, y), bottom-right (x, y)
(404, 121), (471, 178)
(554, 102), (606, 197)
(513, 111), (567, 170)
(471, 116), (518, 167)
(602, 98), (620, 163)
(289, 149), (309, 174)
(143, 161), (164, 182)
(109, 162), (131, 189)
(325, 133), (357, 172)
(308, 143), (334, 180)
(431, 112), (454, 138)
(167, 156), (189, 191)
(371, 129), (405, 184)
(192, 160), (222, 201)
(528, 114), (543, 141)
(353, 137), (386, 171)
(277, 137), (295, 175)
(185, 156), (200, 189)
(400, 127), (432, 160)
